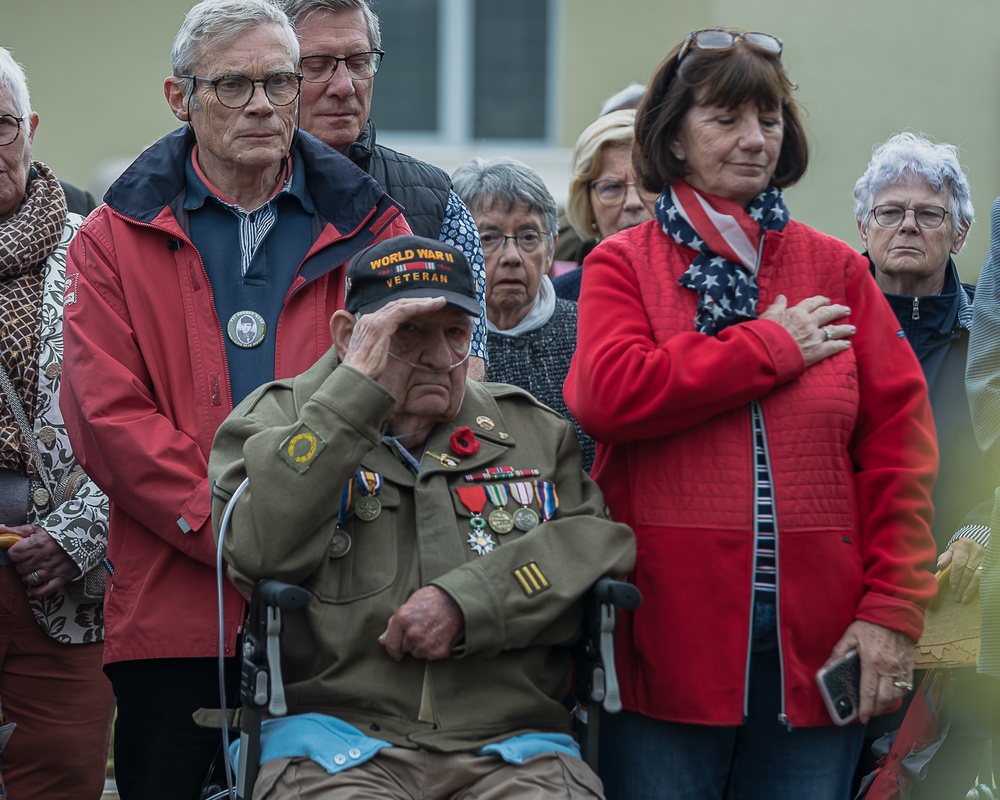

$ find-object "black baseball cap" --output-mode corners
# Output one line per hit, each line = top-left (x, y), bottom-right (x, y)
(345, 235), (482, 317)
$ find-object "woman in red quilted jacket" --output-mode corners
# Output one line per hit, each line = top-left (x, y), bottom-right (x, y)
(564, 27), (939, 800)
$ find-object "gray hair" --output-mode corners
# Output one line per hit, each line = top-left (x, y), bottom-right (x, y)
(0, 47), (32, 119)
(283, 0), (381, 51)
(854, 131), (974, 235)
(171, 0), (300, 94)
(452, 157), (559, 241)
(599, 83), (646, 117)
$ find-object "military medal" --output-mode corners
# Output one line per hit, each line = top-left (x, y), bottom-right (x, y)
(535, 480), (559, 522)
(354, 470), (383, 521)
(330, 482), (353, 556)
(329, 528), (352, 558)
(426, 451), (461, 468)
(456, 486), (494, 555)
(226, 310), (266, 349)
(510, 481), (539, 531)
(485, 483), (514, 534)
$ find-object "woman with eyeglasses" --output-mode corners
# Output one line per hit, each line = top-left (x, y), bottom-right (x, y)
(564, 28), (938, 799)
(453, 156), (595, 472)
(0, 47), (114, 799)
(855, 132), (999, 799)
(553, 109), (655, 302)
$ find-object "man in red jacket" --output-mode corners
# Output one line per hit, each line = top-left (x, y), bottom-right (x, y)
(58, 1), (409, 798)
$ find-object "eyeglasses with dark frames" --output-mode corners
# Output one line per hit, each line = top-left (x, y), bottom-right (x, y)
(182, 72), (302, 109)
(299, 51), (384, 83)
(590, 179), (657, 207)
(677, 29), (782, 64)
(479, 230), (552, 255)
(0, 115), (23, 147)
(871, 204), (949, 230)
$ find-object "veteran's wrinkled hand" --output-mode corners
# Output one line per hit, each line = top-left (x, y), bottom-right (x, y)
(379, 584), (465, 662)
(337, 297), (449, 382)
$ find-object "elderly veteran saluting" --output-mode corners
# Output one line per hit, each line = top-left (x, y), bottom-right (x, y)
(209, 234), (635, 800)
(58, 1), (410, 797)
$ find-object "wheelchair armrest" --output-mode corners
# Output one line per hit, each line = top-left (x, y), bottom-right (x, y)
(591, 576), (641, 613)
(242, 579), (311, 717)
(236, 579), (310, 800)
(575, 577), (641, 714)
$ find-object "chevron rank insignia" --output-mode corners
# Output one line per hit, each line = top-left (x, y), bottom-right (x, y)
(513, 562), (551, 597)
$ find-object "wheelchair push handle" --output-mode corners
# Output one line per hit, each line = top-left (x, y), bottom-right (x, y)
(592, 576), (641, 612)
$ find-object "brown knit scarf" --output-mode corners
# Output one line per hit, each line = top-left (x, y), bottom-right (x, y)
(0, 161), (67, 473)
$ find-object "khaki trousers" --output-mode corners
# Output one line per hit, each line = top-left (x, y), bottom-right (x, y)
(254, 747), (605, 799)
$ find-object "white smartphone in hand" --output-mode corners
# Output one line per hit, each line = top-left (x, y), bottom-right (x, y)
(816, 649), (860, 725)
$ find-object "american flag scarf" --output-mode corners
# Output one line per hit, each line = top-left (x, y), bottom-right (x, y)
(656, 181), (789, 335)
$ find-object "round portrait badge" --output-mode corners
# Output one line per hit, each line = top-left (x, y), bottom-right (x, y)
(227, 310), (267, 349)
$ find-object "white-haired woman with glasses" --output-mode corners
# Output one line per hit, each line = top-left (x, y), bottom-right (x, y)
(553, 109), (655, 301)
(565, 28), (939, 799)
(0, 47), (114, 800)
(453, 156), (595, 471)
(853, 131), (998, 799)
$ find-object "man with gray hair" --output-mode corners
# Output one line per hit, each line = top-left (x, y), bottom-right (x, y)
(59, 1), (410, 796)
(284, 0), (489, 379)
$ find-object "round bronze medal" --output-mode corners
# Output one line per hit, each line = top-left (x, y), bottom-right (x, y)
(226, 310), (267, 349)
(329, 529), (352, 558)
(488, 508), (515, 534)
(355, 496), (382, 521)
(512, 506), (539, 532)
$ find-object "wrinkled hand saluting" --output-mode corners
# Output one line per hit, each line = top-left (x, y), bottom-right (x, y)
(338, 297), (448, 383)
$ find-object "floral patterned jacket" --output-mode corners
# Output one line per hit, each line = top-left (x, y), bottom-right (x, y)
(24, 212), (109, 644)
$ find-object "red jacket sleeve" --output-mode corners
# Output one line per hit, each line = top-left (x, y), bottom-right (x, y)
(843, 256), (938, 640)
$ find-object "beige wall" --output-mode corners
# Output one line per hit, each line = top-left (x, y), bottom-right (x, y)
(559, 0), (1000, 281)
(5, 2), (186, 190)
(6, 1), (1000, 278)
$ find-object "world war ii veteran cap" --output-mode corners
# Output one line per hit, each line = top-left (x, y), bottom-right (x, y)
(345, 235), (482, 317)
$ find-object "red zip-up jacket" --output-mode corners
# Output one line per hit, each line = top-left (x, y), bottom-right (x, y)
(565, 217), (938, 727)
(60, 128), (409, 664)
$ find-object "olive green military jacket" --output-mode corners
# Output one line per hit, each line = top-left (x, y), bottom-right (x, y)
(209, 350), (635, 751)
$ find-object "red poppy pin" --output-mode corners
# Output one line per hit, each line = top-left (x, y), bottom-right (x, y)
(450, 426), (481, 457)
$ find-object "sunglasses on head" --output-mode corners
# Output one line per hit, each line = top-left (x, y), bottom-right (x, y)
(677, 29), (783, 64)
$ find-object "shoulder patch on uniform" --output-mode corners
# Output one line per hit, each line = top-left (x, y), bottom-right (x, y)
(279, 423), (326, 473)
(513, 561), (551, 598)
